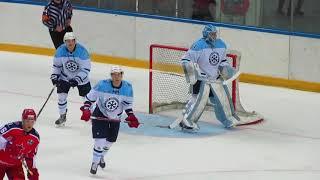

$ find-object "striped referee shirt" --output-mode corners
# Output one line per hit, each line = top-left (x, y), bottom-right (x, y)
(42, 0), (73, 31)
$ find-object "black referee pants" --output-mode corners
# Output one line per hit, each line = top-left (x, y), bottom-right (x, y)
(49, 26), (73, 49)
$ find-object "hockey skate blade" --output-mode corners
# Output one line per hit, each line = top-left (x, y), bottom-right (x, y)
(181, 127), (199, 133)
(55, 123), (66, 128)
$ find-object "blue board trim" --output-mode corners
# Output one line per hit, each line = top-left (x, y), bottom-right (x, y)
(1, 0), (320, 39)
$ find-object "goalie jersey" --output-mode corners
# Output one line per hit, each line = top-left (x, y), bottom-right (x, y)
(85, 79), (133, 121)
(52, 43), (91, 85)
(182, 38), (230, 80)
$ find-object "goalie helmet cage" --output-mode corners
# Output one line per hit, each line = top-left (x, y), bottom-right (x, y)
(149, 44), (263, 126)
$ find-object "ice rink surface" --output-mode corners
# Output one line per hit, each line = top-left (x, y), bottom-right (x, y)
(0, 51), (319, 180)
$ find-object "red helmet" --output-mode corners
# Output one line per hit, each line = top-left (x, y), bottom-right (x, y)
(22, 109), (37, 121)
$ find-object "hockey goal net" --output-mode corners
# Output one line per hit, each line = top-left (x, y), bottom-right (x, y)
(149, 44), (263, 126)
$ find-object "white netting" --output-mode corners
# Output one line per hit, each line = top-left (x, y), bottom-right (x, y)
(149, 44), (263, 125)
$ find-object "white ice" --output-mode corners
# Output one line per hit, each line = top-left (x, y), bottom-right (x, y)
(0, 51), (319, 180)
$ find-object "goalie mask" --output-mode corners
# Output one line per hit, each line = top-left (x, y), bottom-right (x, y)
(202, 24), (217, 46)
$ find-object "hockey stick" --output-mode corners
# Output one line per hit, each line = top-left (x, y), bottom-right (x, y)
(22, 159), (33, 176)
(155, 117), (183, 129)
(37, 86), (56, 118)
(92, 117), (144, 125)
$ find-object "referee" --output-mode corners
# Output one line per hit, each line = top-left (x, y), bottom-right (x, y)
(42, 0), (73, 49)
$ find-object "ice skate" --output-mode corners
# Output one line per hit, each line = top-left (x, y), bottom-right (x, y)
(90, 162), (98, 175)
(99, 157), (106, 169)
(55, 113), (66, 127)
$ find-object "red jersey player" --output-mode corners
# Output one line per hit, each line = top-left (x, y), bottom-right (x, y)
(0, 109), (40, 180)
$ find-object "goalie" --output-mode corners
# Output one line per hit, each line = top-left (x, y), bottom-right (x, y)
(176, 24), (239, 130)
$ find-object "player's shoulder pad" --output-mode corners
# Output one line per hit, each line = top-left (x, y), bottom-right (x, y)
(93, 79), (111, 92)
(30, 128), (40, 140)
(7, 121), (22, 129)
(190, 38), (209, 51)
(214, 39), (227, 49)
(121, 80), (132, 88)
(74, 43), (90, 60)
(54, 44), (68, 58)
(120, 80), (133, 97)
(0, 121), (22, 134)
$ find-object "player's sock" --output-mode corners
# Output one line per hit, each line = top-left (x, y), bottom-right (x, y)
(90, 148), (103, 174)
(92, 148), (103, 164)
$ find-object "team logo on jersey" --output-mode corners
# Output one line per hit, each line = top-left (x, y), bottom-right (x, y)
(27, 139), (34, 145)
(208, 52), (220, 66)
(65, 60), (79, 72)
(104, 97), (119, 112)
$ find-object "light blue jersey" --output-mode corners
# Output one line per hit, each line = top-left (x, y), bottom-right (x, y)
(52, 43), (91, 85)
(182, 38), (230, 79)
(85, 79), (133, 121)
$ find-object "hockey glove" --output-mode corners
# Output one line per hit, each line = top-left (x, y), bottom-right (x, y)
(50, 74), (60, 86)
(69, 78), (78, 87)
(27, 169), (39, 180)
(125, 114), (140, 128)
(80, 103), (91, 122)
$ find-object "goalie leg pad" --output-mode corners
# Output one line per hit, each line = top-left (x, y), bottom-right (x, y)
(209, 84), (235, 128)
(221, 83), (240, 121)
(183, 81), (210, 126)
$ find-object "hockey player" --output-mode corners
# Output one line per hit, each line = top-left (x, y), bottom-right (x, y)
(177, 24), (237, 130)
(0, 109), (40, 180)
(50, 32), (91, 126)
(80, 65), (140, 175)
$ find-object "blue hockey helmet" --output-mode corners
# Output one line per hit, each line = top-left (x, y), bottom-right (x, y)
(202, 24), (217, 44)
